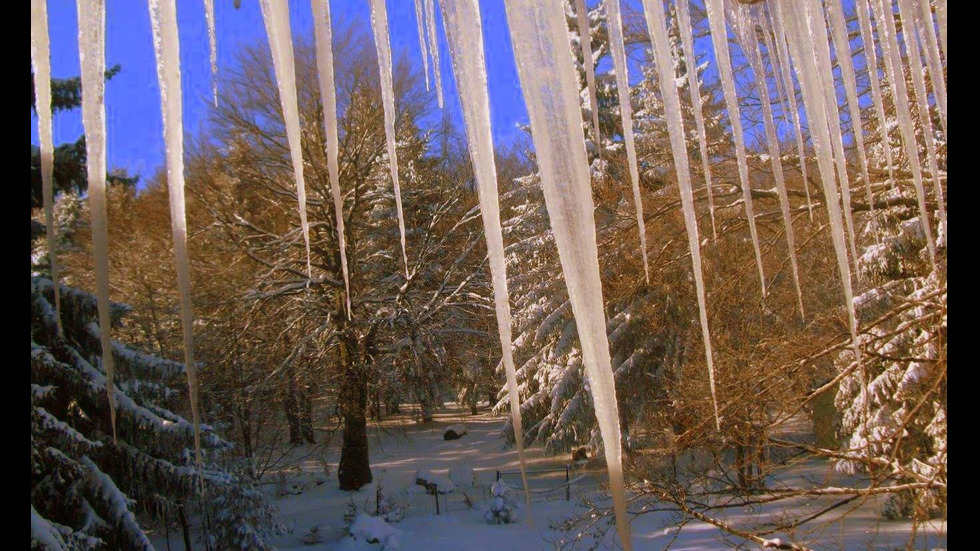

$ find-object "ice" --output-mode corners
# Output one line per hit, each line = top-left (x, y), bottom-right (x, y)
(574, 0), (600, 144)
(896, 0), (946, 224)
(641, 0), (720, 428)
(424, 0), (443, 109)
(871, 0), (937, 266)
(312, 0), (352, 314)
(935, 0), (946, 57)
(148, 0), (203, 464)
(705, 0), (767, 296)
(502, 0), (630, 547)
(855, 0), (897, 187)
(913, 0), (946, 132)
(31, 0), (63, 332)
(734, 5), (804, 319)
(438, 0), (531, 517)
(606, 0), (649, 282)
(676, 0), (718, 240)
(259, 0), (312, 277)
(76, 0), (118, 441)
(369, 0), (411, 278)
(204, 0), (217, 106)
(413, 0), (431, 91)
(827, 0), (874, 212)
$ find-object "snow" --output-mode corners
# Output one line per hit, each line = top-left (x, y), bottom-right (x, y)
(76, 0), (118, 442)
(607, 0), (649, 282)
(369, 0), (410, 278)
(148, 0), (203, 466)
(259, 0), (312, 277)
(31, 0), (62, 333)
(345, 514), (401, 549)
(438, 0), (532, 515)
(312, 0), (352, 313)
(502, 0), (630, 546)
(574, 0), (600, 144)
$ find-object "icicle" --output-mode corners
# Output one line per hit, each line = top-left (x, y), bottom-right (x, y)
(311, 0), (352, 315)
(871, 0), (937, 266)
(574, 0), (600, 144)
(204, 0), (217, 106)
(31, 0), (63, 334)
(913, 0), (946, 132)
(641, 0), (720, 430)
(147, 0), (203, 465)
(935, 0), (946, 58)
(424, 0), (443, 108)
(806, 0), (860, 279)
(676, 0), (718, 241)
(368, 0), (410, 278)
(76, 0), (117, 442)
(767, 4), (815, 220)
(735, 5), (805, 319)
(413, 0), (431, 92)
(704, 0), (767, 297)
(855, 0), (897, 188)
(776, 0), (863, 410)
(606, 0), (649, 283)
(896, 0), (946, 224)
(438, 0), (532, 521)
(502, 0), (630, 547)
(259, 0), (312, 278)
(827, 0), (875, 214)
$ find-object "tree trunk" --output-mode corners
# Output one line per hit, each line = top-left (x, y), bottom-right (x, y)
(338, 329), (373, 491)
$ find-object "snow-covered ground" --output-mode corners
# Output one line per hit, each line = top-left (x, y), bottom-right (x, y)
(151, 406), (946, 550)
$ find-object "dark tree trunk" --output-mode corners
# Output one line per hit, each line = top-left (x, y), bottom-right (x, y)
(284, 376), (304, 445)
(338, 328), (374, 491)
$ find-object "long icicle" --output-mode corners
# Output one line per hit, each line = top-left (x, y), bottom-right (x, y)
(204, 0), (217, 106)
(855, 0), (897, 188)
(147, 0), (202, 465)
(705, 0), (767, 297)
(935, 0), (946, 58)
(311, 0), (353, 315)
(912, 0), (946, 132)
(640, 0), (720, 430)
(896, 0), (946, 224)
(413, 0), (431, 92)
(438, 0), (532, 520)
(76, 0), (117, 442)
(368, 0), (410, 278)
(31, 0), (63, 333)
(424, 0), (443, 108)
(606, 0), (649, 283)
(676, 0), (718, 241)
(574, 0), (600, 145)
(827, 0), (875, 215)
(871, 0), (937, 267)
(259, 0), (312, 277)
(735, 5), (805, 319)
(503, 0), (631, 547)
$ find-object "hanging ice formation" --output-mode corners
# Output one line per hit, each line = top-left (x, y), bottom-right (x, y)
(896, 0), (946, 225)
(76, 0), (118, 441)
(311, 0), (352, 314)
(912, 0), (946, 132)
(204, 0), (217, 105)
(677, 0), (717, 239)
(574, 0), (600, 144)
(734, 5), (805, 319)
(502, 0), (631, 547)
(413, 0), (431, 91)
(765, 3), (815, 219)
(606, 0), (649, 282)
(935, 0), (946, 57)
(437, 0), (532, 519)
(368, 0), (411, 278)
(31, 0), (63, 333)
(870, 0), (937, 267)
(147, 0), (203, 464)
(704, 0), (767, 297)
(640, 0), (720, 428)
(259, 0), (313, 278)
(424, 0), (444, 108)
(855, 0), (897, 187)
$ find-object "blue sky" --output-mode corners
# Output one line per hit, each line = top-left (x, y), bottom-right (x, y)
(31, 0), (530, 180)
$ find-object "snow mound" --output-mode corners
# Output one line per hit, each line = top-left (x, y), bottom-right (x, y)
(414, 470), (455, 494)
(346, 513), (400, 549)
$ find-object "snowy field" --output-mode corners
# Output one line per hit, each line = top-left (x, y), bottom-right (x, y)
(150, 407), (946, 550)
